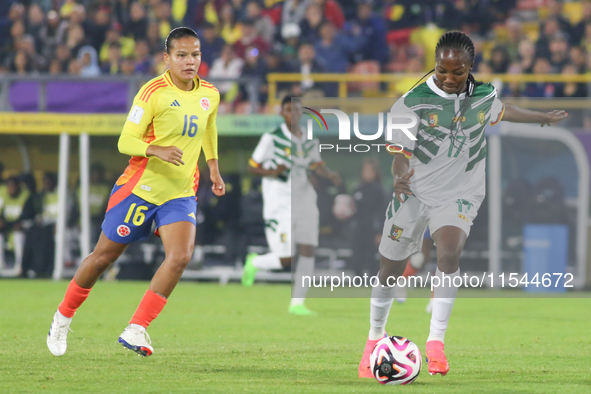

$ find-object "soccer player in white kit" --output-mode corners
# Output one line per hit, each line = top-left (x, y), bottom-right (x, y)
(242, 96), (341, 315)
(358, 31), (568, 377)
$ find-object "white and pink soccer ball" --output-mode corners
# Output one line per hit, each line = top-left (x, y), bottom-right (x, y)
(369, 336), (422, 385)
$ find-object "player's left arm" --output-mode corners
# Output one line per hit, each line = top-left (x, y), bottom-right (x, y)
(202, 94), (225, 197)
(499, 103), (568, 127)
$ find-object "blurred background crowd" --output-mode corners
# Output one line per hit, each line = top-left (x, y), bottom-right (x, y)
(3, 0), (591, 108)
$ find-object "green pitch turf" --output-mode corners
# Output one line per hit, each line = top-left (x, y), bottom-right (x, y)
(1, 280), (590, 393)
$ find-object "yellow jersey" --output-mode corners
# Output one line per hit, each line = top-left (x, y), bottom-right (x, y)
(113, 70), (219, 207)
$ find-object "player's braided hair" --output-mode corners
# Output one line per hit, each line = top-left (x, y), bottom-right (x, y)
(165, 27), (199, 53)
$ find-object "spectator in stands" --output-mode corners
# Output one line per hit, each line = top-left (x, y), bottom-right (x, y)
(22, 172), (58, 278)
(313, 0), (344, 29)
(199, 22), (225, 69)
(260, 49), (295, 101)
(516, 39), (535, 74)
(555, 64), (587, 98)
(240, 45), (267, 104)
(133, 39), (153, 74)
(574, 2), (591, 45)
(99, 28), (135, 64)
(386, 0), (459, 30)
(581, 23), (591, 55)
(38, 9), (59, 55)
(86, 8), (110, 52)
(299, 3), (324, 43)
(246, 0), (275, 43)
(545, 0), (574, 41)
(294, 42), (326, 95)
(0, 176), (33, 254)
(124, 1), (148, 41)
(26, 4), (45, 54)
(570, 45), (586, 73)
(548, 33), (570, 73)
(77, 45), (100, 77)
(10, 19), (26, 51)
(67, 58), (81, 74)
(15, 35), (47, 72)
(282, 0), (311, 27)
(489, 46), (510, 73)
(234, 19), (270, 59)
(535, 17), (561, 59)
(220, 3), (243, 45)
(155, 1), (179, 40)
(54, 44), (72, 73)
(350, 158), (385, 276)
(64, 24), (86, 56)
(523, 58), (555, 98)
(48, 58), (62, 74)
(280, 22), (301, 62)
(101, 41), (122, 74)
(9, 49), (32, 73)
(314, 21), (363, 73)
(209, 44), (244, 102)
(504, 17), (526, 60)
(146, 20), (162, 52)
(349, 0), (388, 66)
(120, 56), (135, 75)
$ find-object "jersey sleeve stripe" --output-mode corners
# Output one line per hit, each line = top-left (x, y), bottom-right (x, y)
(386, 143), (412, 158)
(141, 82), (167, 102)
(489, 104), (505, 125)
(202, 85), (219, 92)
(107, 157), (148, 212)
(249, 158), (261, 168)
(139, 78), (165, 101)
(309, 161), (324, 170)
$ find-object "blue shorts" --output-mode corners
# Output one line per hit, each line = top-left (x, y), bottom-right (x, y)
(102, 184), (197, 244)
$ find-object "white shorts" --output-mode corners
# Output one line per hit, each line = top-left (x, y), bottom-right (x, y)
(378, 195), (479, 261)
(265, 209), (319, 258)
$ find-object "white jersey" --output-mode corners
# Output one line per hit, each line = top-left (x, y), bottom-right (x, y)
(250, 123), (323, 219)
(387, 75), (504, 207)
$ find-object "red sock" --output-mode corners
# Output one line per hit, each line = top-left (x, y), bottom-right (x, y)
(58, 279), (92, 318)
(403, 263), (418, 277)
(129, 290), (167, 328)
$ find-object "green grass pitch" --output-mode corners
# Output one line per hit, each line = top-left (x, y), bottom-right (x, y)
(1, 280), (590, 393)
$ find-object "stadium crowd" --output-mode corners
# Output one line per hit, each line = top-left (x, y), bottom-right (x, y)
(2, 0), (591, 105)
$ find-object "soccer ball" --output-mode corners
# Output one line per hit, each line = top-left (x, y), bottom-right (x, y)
(369, 336), (422, 385)
(332, 194), (356, 220)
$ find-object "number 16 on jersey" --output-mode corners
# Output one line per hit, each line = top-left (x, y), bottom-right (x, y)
(182, 115), (199, 137)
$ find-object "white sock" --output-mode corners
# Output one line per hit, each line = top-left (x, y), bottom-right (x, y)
(252, 253), (282, 270)
(290, 255), (314, 306)
(56, 310), (72, 323)
(369, 283), (396, 340)
(427, 268), (460, 343)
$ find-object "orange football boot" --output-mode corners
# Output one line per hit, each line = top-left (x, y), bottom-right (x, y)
(426, 340), (449, 375)
(358, 333), (386, 378)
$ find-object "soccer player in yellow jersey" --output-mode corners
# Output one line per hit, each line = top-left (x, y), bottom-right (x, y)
(47, 27), (225, 357)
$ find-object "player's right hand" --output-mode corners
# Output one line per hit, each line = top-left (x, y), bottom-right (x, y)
(147, 145), (185, 166)
(394, 168), (414, 203)
(274, 164), (288, 176)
